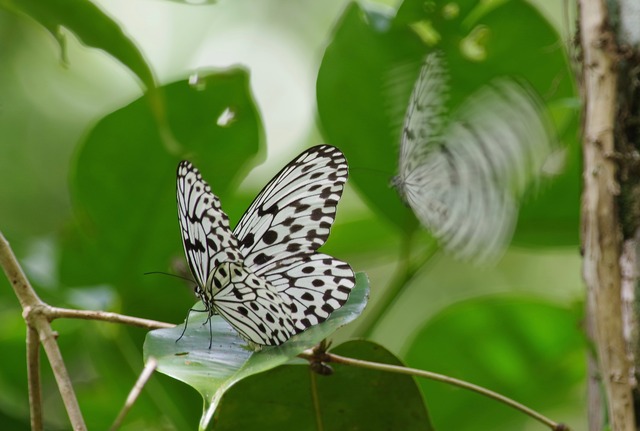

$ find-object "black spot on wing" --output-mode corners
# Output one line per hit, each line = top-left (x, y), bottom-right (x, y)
(241, 233), (255, 248)
(263, 230), (278, 244)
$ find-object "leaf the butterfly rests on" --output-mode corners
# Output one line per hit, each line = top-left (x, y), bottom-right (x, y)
(177, 145), (355, 348)
(393, 52), (555, 264)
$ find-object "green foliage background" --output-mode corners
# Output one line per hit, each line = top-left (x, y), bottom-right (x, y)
(0, 0), (585, 430)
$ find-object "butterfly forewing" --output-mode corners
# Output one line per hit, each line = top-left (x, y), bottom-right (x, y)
(397, 51), (449, 192)
(234, 145), (349, 274)
(233, 145), (355, 333)
(177, 161), (242, 291)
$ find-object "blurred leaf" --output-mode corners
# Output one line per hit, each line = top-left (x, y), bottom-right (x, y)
(515, 99), (581, 247)
(215, 339), (434, 431)
(405, 295), (586, 431)
(318, 213), (400, 258)
(317, 0), (579, 247)
(59, 68), (263, 321)
(1, 0), (156, 91)
(144, 272), (369, 430)
(317, 3), (424, 235)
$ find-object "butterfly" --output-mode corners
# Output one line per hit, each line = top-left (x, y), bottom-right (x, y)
(176, 145), (355, 347)
(392, 52), (554, 263)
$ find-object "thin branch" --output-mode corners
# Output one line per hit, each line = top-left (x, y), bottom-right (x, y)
(27, 306), (87, 431)
(2, 230), (176, 429)
(0, 232), (42, 309)
(300, 350), (569, 431)
(110, 357), (158, 431)
(26, 325), (43, 431)
(48, 307), (173, 330)
(1, 232), (87, 430)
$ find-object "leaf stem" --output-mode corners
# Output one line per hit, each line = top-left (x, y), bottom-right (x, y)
(300, 349), (569, 431)
(356, 233), (437, 338)
(308, 368), (324, 431)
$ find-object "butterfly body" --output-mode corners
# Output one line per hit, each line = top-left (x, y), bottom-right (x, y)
(177, 145), (355, 347)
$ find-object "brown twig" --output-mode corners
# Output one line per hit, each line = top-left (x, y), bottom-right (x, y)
(1, 232), (87, 430)
(300, 349), (568, 431)
(110, 357), (158, 431)
(0, 231), (174, 430)
(32, 308), (88, 430)
(48, 307), (173, 330)
(1, 233), (42, 309)
(26, 325), (43, 431)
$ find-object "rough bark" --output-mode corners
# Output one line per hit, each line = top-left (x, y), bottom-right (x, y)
(579, 0), (636, 430)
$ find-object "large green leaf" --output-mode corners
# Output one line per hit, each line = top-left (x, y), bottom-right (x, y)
(0, 0), (155, 91)
(405, 295), (586, 431)
(317, 0), (579, 246)
(144, 272), (369, 430)
(214, 339), (434, 431)
(59, 68), (263, 321)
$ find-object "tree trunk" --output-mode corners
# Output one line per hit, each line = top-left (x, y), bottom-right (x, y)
(579, 0), (639, 429)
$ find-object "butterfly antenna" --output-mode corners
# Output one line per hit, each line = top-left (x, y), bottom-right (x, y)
(144, 271), (194, 283)
(349, 166), (392, 177)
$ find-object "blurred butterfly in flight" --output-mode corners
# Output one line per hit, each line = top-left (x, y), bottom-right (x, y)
(392, 52), (555, 264)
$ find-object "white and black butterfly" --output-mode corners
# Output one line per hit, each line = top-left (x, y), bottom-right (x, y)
(177, 145), (355, 347)
(393, 52), (554, 263)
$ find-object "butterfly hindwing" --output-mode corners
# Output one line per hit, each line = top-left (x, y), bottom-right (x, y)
(210, 262), (295, 345)
(262, 253), (354, 333)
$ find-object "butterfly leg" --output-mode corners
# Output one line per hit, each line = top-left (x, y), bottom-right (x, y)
(176, 306), (208, 343)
